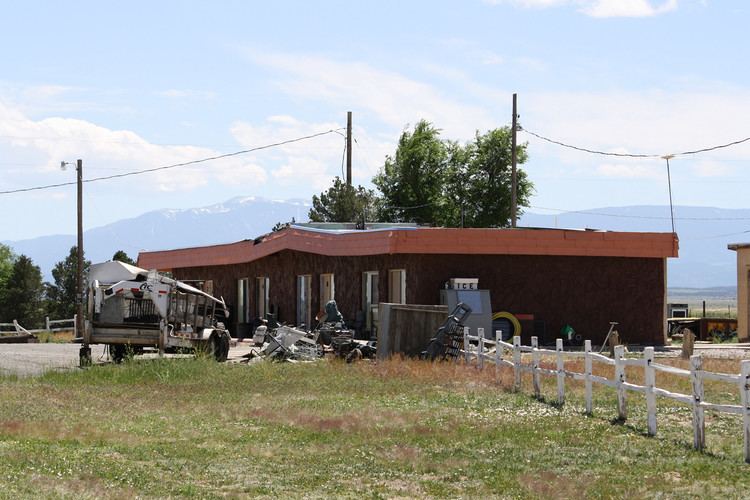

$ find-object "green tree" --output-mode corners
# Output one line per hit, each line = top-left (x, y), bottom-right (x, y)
(308, 176), (380, 223)
(0, 255), (45, 326)
(373, 120), (448, 225)
(46, 246), (91, 319)
(112, 250), (136, 266)
(374, 121), (533, 228)
(0, 243), (17, 290)
(444, 127), (532, 227)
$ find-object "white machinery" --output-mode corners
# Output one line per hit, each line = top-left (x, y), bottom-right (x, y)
(81, 261), (231, 366)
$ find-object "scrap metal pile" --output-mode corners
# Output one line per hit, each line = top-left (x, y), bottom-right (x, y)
(242, 300), (376, 363)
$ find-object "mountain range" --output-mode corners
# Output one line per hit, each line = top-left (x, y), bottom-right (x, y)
(4, 198), (747, 288)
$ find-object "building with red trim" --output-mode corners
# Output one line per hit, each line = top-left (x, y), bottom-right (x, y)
(138, 224), (678, 345)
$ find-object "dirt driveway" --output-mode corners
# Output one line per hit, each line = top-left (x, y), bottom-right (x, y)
(0, 342), (255, 377)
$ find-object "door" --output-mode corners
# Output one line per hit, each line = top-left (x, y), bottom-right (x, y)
(297, 275), (312, 329)
(362, 271), (379, 332)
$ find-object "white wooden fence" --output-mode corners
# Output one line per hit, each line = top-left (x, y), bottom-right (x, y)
(0, 316), (76, 335)
(462, 327), (750, 463)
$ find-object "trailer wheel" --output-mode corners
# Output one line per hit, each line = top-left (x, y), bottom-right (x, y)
(79, 346), (92, 368)
(111, 344), (126, 364)
(209, 333), (229, 362)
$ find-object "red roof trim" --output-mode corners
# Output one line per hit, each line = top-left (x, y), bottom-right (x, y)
(137, 227), (679, 271)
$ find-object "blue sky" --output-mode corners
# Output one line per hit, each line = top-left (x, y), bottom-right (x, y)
(1, 0), (748, 241)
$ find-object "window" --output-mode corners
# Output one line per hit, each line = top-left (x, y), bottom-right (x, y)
(320, 273), (335, 308)
(256, 276), (269, 319)
(297, 275), (312, 329)
(362, 271), (379, 332)
(388, 269), (406, 304)
(237, 278), (250, 323)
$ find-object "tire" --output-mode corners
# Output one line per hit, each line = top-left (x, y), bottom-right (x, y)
(79, 346), (92, 368)
(209, 333), (229, 362)
(111, 344), (127, 364)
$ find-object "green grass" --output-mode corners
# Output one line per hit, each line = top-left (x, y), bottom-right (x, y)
(1, 356), (749, 498)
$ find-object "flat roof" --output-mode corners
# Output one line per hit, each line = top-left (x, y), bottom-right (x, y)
(137, 226), (679, 271)
(728, 243), (750, 251)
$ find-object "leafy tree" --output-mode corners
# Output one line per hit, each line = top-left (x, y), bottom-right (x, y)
(374, 121), (533, 228)
(112, 250), (136, 266)
(0, 243), (17, 290)
(308, 176), (380, 223)
(46, 246), (91, 319)
(444, 127), (532, 227)
(0, 255), (45, 326)
(373, 120), (448, 225)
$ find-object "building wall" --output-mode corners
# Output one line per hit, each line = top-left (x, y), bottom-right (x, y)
(734, 249), (750, 342)
(174, 250), (666, 345)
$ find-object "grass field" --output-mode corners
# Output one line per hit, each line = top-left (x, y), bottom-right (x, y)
(1, 356), (750, 498)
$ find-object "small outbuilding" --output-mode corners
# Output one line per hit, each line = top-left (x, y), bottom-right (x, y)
(728, 243), (750, 342)
(138, 224), (678, 346)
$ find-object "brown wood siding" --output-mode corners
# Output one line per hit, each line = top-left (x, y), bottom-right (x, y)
(173, 250), (665, 345)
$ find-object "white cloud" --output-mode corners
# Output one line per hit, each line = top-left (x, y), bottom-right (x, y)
(245, 51), (496, 141)
(583, 0), (678, 17)
(485, 0), (679, 17)
(0, 99), (268, 194)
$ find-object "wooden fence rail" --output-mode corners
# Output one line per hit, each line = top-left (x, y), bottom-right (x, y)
(462, 327), (750, 463)
(0, 316), (75, 335)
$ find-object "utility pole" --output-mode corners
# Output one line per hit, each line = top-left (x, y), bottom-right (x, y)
(511, 93), (518, 228)
(76, 159), (84, 340)
(346, 111), (352, 186)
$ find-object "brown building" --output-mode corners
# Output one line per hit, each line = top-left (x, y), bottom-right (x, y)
(138, 225), (678, 346)
(728, 242), (750, 342)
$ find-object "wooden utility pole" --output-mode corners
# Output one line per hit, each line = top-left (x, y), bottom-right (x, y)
(511, 94), (518, 228)
(346, 111), (352, 185)
(76, 159), (84, 340)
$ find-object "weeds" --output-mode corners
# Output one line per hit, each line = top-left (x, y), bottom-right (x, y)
(0, 357), (748, 497)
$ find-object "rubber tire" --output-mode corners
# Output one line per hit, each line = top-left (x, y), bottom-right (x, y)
(79, 346), (92, 368)
(111, 344), (126, 364)
(492, 311), (522, 339)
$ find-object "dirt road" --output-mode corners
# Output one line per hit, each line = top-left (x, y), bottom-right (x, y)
(0, 342), (255, 377)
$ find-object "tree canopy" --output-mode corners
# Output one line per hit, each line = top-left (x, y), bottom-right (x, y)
(0, 255), (45, 326)
(373, 120), (532, 228)
(0, 243), (17, 291)
(46, 246), (91, 319)
(112, 250), (136, 266)
(308, 176), (380, 224)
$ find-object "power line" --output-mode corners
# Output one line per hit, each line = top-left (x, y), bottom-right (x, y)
(520, 126), (750, 159)
(0, 128), (345, 196)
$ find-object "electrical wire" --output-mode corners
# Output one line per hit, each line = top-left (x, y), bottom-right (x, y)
(520, 126), (750, 159)
(0, 128), (345, 196)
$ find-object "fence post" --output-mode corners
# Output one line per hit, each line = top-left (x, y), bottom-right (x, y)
(45, 316), (50, 331)
(614, 345), (627, 421)
(495, 330), (502, 382)
(740, 360), (750, 464)
(584, 339), (593, 415)
(512, 336), (521, 391)
(644, 347), (657, 437)
(477, 327), (485, 370)
(556, 338), (565, 405)
(464, 326), (470, 364)
(691, 354), (705, 451)
(531, 336), (540, 399)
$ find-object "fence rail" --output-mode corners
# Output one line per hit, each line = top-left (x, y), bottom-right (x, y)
(0, 316), (76, 335)
(461, 327), (750, 464)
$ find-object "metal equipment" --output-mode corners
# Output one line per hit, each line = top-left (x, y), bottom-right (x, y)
(422, 302), (473, 361)
(81, 261), (231, 366)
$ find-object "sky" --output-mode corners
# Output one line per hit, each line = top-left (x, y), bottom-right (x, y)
(1, 0), (749, 241)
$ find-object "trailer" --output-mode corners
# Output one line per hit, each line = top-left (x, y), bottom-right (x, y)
(81, 261), (231, 366)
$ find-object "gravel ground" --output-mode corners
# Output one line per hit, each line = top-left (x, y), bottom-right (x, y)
(0, 341), (256, 377)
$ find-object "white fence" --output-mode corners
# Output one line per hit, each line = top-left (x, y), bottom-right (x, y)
(0, 316), (76, 335)
(463, 327), (750, 464)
